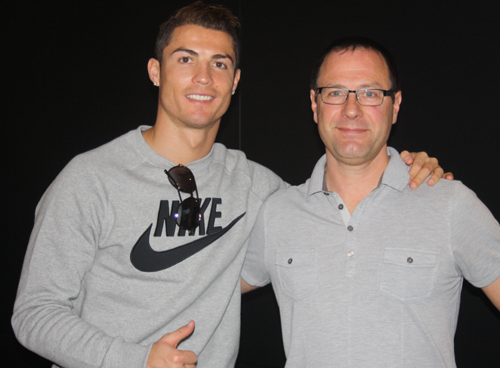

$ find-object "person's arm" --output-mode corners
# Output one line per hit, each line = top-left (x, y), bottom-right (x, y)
(12, 169), (145, 367)
(451, 183), (500, 314)
(482, 276), (500, 311)
(241, 278), (259, 294)
(241, 193), (274, 294)
(12, 160), (195, 368)
(400, 150), (454, 189)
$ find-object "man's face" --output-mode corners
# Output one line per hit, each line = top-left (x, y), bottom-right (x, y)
(150, 24), (240, 131)
(310, 49), (402, 167)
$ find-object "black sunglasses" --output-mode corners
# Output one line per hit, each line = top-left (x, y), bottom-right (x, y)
(165, 165), (201, 234)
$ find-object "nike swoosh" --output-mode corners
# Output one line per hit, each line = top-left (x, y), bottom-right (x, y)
(130, 213), (246, 272)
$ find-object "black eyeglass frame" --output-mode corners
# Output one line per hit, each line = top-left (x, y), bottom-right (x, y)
(165, 165), (201, 235)
(316, 87), (395, 106)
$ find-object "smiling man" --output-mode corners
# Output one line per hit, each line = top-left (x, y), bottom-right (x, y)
(241, 37), (500, 367)
(12, 3), (449, 368)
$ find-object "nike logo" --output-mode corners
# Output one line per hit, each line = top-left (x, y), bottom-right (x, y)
(130, 213), (246, 272)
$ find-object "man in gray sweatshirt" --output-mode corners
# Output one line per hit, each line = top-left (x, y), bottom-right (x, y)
(12, 3), (447, 368)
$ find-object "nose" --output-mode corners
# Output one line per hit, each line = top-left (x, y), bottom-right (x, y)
(341, 91), (363, 120)
(193, 63), (213, 85)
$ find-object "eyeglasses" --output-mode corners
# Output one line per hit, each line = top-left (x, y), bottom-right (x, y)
(165, 165), (201, 235)
(316, 87), (395, 106)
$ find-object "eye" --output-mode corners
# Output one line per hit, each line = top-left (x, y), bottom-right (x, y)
(326, 88), (346, 98)
(214, 61), (227, 69)
(362, 90), (380, 99)
(179, 56), (192, 64)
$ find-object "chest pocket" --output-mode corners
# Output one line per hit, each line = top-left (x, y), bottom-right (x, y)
(379, 248), (438, 301)
(275, 249), (318, 300)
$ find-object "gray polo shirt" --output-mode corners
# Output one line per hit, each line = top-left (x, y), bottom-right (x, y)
(242, 147), (500, 368)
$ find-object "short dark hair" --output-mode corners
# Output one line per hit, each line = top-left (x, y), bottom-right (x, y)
(155, 1), (240, 69)
(310, 36), (400, 93)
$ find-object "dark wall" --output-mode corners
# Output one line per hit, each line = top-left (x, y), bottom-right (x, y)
(3, 1), (499, 366)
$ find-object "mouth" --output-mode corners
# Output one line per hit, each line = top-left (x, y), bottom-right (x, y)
(186, 94), (214, 101)
(338, 127), (368, 134)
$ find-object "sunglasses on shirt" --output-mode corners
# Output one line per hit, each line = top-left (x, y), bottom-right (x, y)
(165, 165), (201, 235)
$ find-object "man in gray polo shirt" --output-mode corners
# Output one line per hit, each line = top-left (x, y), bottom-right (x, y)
(241, 36), (500, 367)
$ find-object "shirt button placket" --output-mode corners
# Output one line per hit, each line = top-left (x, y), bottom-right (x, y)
(345, 223), (356, 277)
(347, 226), (354, 257)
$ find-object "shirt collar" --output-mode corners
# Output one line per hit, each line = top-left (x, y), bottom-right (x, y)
(381, 147), (411, 192)
(133, 125), (215, 172)
(306, 154), (328, 199)
(306, 147), (409, 201)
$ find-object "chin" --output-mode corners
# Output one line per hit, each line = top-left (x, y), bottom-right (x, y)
(186, 118), (219, 130)
(335, 144), (370, 159)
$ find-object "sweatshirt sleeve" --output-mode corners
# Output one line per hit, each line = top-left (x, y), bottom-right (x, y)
(11, 157), (151, 368)
(241, 197), (272, 287)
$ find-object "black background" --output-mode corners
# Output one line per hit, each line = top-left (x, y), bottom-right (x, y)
(3, 1), (500, 366)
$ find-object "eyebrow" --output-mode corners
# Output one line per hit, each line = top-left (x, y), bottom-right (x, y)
(324, 83), (384, 89)
(212, 53), (234, 65)
(171, 48), (199, 57)
(171, 48), (234, 65)
(358, 83), (383, 89)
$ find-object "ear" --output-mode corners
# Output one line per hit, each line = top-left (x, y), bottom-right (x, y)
(232, 69), (241, 94)
(392, 91), (402, 125)
(148, 58), (161, 86)
(310, 89), (319, 124)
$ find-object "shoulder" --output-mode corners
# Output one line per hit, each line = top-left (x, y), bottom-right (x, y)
(211, 144), (287, 197)
(63, 129), (143, 183)
(260, 180), (309, 214)
(76, 128), (141, 167)
(407, 178), (488, 217)
(42, 129), (143, 203)
(410, 178), (473, 200)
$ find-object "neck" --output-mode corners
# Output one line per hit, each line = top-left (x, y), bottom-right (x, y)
(142, 119), (219, 165)
(324, 146), (390, 214)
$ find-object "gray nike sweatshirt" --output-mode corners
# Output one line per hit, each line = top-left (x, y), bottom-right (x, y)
(12, 126), (285, 368)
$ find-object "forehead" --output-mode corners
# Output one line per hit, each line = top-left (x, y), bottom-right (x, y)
(318, 49), (391, 88)
(165, 24), (236, 58)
